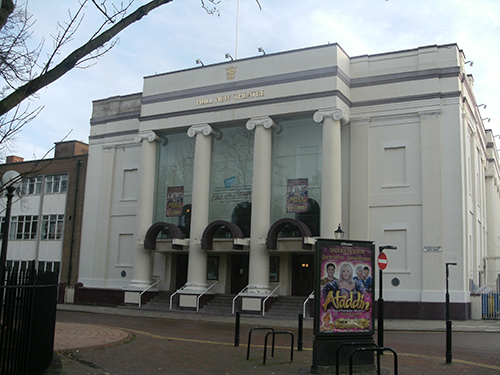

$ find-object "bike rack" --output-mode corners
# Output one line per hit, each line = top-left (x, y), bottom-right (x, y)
(335, 342), (379, 375)
(246, 327), (275, 360)
(263, 331), (294, 365)
(349, 347), (398, 375)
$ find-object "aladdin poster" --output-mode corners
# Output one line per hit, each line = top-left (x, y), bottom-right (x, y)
(316, 240), (374, 335)
(166, 186), (184, 217)
(286, 178), (308, 213)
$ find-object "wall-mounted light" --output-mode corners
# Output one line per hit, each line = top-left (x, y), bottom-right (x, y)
(196, 59), (204, 67)
(225, 53), (234, 61)
(334, 224), (344, 239)
(465, 60), (474, 67)
(478, 104), (487, 109)
(483, 118), (491, 122)
(258, 47), (266, 55)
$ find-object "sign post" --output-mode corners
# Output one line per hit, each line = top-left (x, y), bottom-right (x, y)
(377, 246), (396, 348)
(312, 239), (375, 374)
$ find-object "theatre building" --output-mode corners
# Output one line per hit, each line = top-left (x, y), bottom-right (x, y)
(78, 43), (500, 319)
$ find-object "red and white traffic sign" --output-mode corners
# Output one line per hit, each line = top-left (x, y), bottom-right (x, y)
(377, 252), (388, 270)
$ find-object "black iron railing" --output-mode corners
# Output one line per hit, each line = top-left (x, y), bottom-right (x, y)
(0, 266), (58, 375)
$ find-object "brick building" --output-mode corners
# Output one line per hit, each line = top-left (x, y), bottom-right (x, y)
(0, 140), (88, 287)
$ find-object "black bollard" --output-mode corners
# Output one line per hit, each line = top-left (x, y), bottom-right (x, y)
(235, 311), (240, 347)
(445, 262), (456, 364)
(298, 313), (303, 351)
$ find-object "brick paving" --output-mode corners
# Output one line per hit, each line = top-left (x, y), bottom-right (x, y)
(54, 305), (500, 374)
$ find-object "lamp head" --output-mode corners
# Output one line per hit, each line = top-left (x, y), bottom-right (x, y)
(1, 170), (21, 190)
(334, 224), (344, 239)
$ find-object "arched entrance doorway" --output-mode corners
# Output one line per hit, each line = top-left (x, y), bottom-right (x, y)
(266, 218), (314, 296)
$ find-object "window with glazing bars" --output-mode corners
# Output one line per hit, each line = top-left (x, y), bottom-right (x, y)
(44, 174), (68, 194)
(41, 214), (64, 239)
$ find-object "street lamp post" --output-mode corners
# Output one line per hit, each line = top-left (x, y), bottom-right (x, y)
(378, 245), (397, 348)
(445, 262), (457, 364)
(0, 170), (21, 284)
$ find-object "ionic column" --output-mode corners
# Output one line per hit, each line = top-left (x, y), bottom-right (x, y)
(185, 124), (222, 290)
(246, 116), (277, 294)
(313, 108), (349, 237)
(129, 131), (167, 290)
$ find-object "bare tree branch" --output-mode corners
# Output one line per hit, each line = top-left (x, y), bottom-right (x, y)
(0, 0), (173, 117)
(92, 0), (115, 23)
(0, 0), (15, 31)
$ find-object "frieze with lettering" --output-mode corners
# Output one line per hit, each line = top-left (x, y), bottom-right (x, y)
(196, 90), (265, 106)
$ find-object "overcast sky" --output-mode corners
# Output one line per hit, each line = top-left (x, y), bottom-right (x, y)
(10, 0), (500, 160)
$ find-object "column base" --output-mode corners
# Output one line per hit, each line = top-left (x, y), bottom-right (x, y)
(124, 279), (158, 306)
(126, 279), (153, 290)
(177, 282), (210, 310)
(237, 285), (272, 314)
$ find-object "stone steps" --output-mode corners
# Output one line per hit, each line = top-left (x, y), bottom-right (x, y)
(143, 292), (313, 318)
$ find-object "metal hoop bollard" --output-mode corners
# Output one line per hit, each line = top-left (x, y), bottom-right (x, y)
(349, 346), (398, 375)
(335, 342), (379, 375)
(263, 331), (294, 365)
(246, 327), (275, 360)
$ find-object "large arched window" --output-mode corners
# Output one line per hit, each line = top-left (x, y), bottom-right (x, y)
(279, 199), (320, 238)
(231, 202), (251, 237)
(178, 204), (191, 238)
(295, 199), (320, 236)
(157, 204), (191, 239)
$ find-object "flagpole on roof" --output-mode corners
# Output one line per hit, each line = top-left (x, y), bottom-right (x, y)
(235, 0), (240, 59)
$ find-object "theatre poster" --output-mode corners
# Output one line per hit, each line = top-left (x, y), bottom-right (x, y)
(166, 186), (184, 217)
(315, 239), (375, 336)
(286, 178), (308, 213)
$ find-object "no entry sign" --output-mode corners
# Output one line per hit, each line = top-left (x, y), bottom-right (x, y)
(377, 252), (388, 270)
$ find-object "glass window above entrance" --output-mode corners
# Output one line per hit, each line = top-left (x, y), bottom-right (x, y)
(154, 132), (195, 236)
(271, 115), (322, 236)
(209, 124), (254, 224)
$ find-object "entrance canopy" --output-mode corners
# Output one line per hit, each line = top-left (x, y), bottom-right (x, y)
(144, 222), (185, 250)
(201, 220), (245, 250)
(266, 218), (313, 250)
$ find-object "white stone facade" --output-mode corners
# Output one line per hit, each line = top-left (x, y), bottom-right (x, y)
(78, 43), (500, 318)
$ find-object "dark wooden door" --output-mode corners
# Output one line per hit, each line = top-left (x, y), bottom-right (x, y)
(230, 254), (249, 294)
(292, 254), (314, 296)
(175, 253), (188, 289)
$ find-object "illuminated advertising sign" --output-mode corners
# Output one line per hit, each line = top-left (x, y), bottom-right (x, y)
(315, 239), (375, 336)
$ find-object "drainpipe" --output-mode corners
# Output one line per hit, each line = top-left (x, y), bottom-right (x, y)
(67, 160), (81, 285)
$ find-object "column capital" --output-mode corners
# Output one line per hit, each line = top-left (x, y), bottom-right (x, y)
(313, 108), (349, 125)
(134, 131), (168, 146)
(187, 124), (223, 140)
(246, 116), (282, 133)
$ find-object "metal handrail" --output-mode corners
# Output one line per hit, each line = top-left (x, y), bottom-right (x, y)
(139, 278), (162, 308)
(303, 291), (314, 317)
(232, 284), (256, 315)
(170, 282), (196, 310)
(196, 281), (218, 312)
(262, 284), (281, 316)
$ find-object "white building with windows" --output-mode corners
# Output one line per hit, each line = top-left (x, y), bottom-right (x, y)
(0, 141), (88, 286)
(77, 43), (500, 319)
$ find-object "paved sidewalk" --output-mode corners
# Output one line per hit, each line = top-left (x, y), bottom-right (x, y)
(54, 304), (500, 374)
